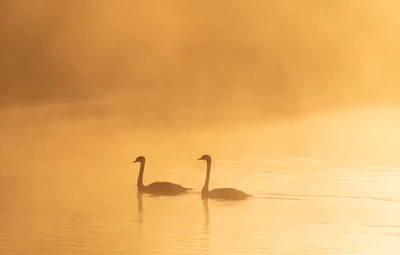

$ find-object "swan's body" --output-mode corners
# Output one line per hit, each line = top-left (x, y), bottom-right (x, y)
(206, 188), (250, 200)
(198, 154), (251, 200)
(134, 156), (192, 195)
(143, 181), (191, 195)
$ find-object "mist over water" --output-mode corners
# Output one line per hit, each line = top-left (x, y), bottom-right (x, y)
(2, 1), (400, 124)
(2, 1), (400, 254)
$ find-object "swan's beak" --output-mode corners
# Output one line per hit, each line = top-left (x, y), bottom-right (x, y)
(197, 157), (203, 160)
(133, 160), (138, 163)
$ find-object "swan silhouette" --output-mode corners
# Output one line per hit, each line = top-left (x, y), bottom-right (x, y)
(198, 154), (251, 200)
(134, 156), (192, 195)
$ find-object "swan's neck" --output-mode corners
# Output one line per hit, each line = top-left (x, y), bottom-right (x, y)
(202, 159), (211, 195)
(137, 161), (145, 190)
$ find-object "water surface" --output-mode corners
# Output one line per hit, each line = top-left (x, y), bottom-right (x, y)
(1, 108), (400, 254)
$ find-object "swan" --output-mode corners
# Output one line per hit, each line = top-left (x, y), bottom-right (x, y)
(133, 156), (192, 195)
(198, 154), (251, 200)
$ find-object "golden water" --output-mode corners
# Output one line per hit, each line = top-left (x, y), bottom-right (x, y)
(1, 107), (400, 254)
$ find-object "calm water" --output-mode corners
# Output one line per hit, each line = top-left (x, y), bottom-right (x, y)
(1, 107), (400, 254)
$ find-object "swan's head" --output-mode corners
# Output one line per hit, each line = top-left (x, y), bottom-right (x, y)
(198, 154), (211, 162)
(133, 156), (145, 163)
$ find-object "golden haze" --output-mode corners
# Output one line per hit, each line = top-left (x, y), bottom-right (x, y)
(1, 1), (400, 128)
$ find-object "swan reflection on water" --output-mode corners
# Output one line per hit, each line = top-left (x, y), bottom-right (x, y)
(203, 198), (209, 234)
(137, 192), (143, 224)
(198, 154), (251, 200)
(133, 156), (192, 196)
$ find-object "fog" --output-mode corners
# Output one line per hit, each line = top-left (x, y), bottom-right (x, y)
(1, 1), (400, 126)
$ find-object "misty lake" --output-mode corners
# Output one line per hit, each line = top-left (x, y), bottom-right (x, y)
(1, 106), (400, 254)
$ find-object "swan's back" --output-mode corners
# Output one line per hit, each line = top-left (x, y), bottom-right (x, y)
(207, 188), (251, 200)
(145, 182), (192, 195)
